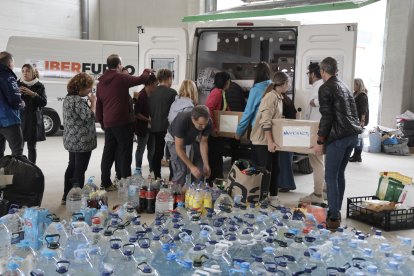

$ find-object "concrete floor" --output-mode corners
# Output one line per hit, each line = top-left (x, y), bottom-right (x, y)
(6, 133), (414, 241)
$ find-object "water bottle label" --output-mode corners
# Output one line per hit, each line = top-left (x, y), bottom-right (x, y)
(129, 185), (137, 197)
(11, 231), (24, 244)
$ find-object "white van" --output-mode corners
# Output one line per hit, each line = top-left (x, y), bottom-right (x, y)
(139, 19), (356, 109)
(138, 20), (357, 172)
(6, 36), (139, 136)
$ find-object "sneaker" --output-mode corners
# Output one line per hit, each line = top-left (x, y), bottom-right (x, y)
(269, 196), (282, 207)
(299, 193), (325, 204)
(104, 184), (118, 192)
(113, 178), (120, 186)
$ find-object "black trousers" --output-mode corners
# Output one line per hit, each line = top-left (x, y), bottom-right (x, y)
(63, 151), (92, 200)
(150, 131), (166, 179)
(251, 144), (280, 196)
(101, 124), (134, 187)
(26, 140), (37, 164)
(208, 136), (224, 183)
(0, 124), (23, 158)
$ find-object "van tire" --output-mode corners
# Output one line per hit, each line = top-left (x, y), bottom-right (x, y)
(42, 110), (60, 136)
(297, 158), (313, 174)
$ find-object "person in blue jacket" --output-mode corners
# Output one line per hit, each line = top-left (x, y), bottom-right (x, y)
(235, 62), (272, 140)
(0, 51), (24, 158)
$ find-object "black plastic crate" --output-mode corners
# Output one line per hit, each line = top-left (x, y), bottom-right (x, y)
(346, 196), (414, 231)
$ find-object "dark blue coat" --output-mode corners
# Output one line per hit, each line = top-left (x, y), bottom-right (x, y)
(0, 64), (22, 127)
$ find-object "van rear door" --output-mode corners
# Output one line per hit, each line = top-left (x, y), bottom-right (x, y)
(295, 23), (357, 111)
(138, 27), (188, 90)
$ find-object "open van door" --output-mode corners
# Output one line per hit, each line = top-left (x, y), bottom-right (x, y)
(295, 23), (357, 112)
(138, 27), (188, 90)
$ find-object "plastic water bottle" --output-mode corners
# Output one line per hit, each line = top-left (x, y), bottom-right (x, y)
(117, 178), (129, 202)
(63, 227), (89, 260)
(146, 180), (156, 214)
(392, 253), (413, 276)
(134, 238), (155, 264)
(11, 240), (37, 273)
(44, 214), (68, 248)
(396, 236), (412, 257)
(81, 176), (98, 208)
(128, 178), (140, 208)
(2, 207), (24, 244)
(103, 238), (124, 272)
(214, 190), (234, 215)
(66, 184), (82, 214)
(113, 243), (138, 275)
(366, 230), (387, 250)
(4, 261), (25, 276)
(323, 246), (347, 268)
(278, 260), (292, 275)
(383, 261), (403, 275)
(34, 249), (59, 275)
(55, 260), (70, 275)
(136, 261), (159, 276)
(0, 222), (11, 260)
(155, 184), (174, 215)
(307, 251), (327, 276)
(70, 249), (95, 275)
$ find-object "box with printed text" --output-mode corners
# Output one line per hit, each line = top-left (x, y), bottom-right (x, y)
(271, 119), (319, 154)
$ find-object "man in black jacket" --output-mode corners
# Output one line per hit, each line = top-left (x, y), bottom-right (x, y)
(313, 57), (362, 231)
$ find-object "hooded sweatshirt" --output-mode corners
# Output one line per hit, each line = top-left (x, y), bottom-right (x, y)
(96, 69), (149, 128)
(236, 80), (272, 137)
(168, 96), (194, 124)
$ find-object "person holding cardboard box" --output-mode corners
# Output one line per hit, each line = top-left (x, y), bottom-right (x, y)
(205, 72), (231, 184)
(299, 62), (326, 204)
(313, 57), (362, 231)
(249, 71), (290, 207)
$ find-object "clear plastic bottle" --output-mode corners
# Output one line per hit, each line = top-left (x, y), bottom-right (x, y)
(66, 184), (82, 214)
(128, 177), (140, 208)
(44, 214), (69, 248)
(4, 261), (25, 276)
(117, 178), (129, 202)
(11, 240), (37, 273)
(34, 249), (59, 275)
(55, 260), (70, 275)
(155, 184), (174, 215)
(114, 243), (138, 275)
(63, 227), (89, 260)
(0, 221), (11, 261)
(214, 190), (234, 215)
(323, 246), (347, 268)
(366, 230), (387, 250)
(81, 176), (98, 208)
(134, 238), (155, 264)
(383, 261), (403, 275)
(136, 261), (159, 276)
(185, 183), (195, 209)
(2, 207), (23, 244)
(103, 238), (124, 272)
(70, 249), (95, 276)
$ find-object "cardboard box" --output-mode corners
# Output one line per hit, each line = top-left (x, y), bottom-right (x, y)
(271, 119), (319, 154)
(213, 110), (249, 139)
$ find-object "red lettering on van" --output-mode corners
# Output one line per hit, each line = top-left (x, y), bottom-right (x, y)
(50, 61), (60, 71)
(71, 62), (81, 73)
(61, 62), (70, 72)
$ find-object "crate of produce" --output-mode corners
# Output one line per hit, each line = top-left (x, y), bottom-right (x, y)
(346, 195), (414, 231)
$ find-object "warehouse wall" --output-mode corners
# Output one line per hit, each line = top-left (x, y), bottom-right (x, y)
(0, 0), (84, 50)
(380, 0), (414, 127)
(99, 0), (200, 41)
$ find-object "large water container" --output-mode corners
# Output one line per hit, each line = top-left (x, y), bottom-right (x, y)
(81, 176), (98, 208)
(155, 184), (174, 215)
(66, 185), (82, 214)
(70, 249), (95, 276)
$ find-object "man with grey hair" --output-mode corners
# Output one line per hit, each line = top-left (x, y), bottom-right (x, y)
(0, 51), (24, 158)
(313, 57), (362, 231)
(165, 105), (212, 185)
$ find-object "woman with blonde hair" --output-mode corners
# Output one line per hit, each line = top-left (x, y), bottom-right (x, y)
(250, 71), (290, 206)
(18, 64), (47, 163)
(349, 78), (369, 162)
(168, 79), (198, 124)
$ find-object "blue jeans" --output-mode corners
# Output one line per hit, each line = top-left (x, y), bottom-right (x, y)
(135, 131), (149, 170)
(325, 135), (358, 219)
(278, 151), (296, 190)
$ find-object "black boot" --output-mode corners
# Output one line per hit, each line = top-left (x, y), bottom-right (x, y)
(349, 149), (362, 162)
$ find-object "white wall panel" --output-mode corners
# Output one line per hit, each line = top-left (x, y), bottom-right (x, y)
(99, 0), (200, 41)
(0, 0), (81, 50)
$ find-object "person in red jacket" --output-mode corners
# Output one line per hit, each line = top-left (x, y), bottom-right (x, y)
(96, 54), (150, 191)
(205, 71), (231, 184)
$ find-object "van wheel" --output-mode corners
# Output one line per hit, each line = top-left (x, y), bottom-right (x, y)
(297, 158), (313, 174)
(43, 110), (60, 136)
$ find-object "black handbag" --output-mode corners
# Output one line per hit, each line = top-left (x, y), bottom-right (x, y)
(36, 108), (46, 141)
